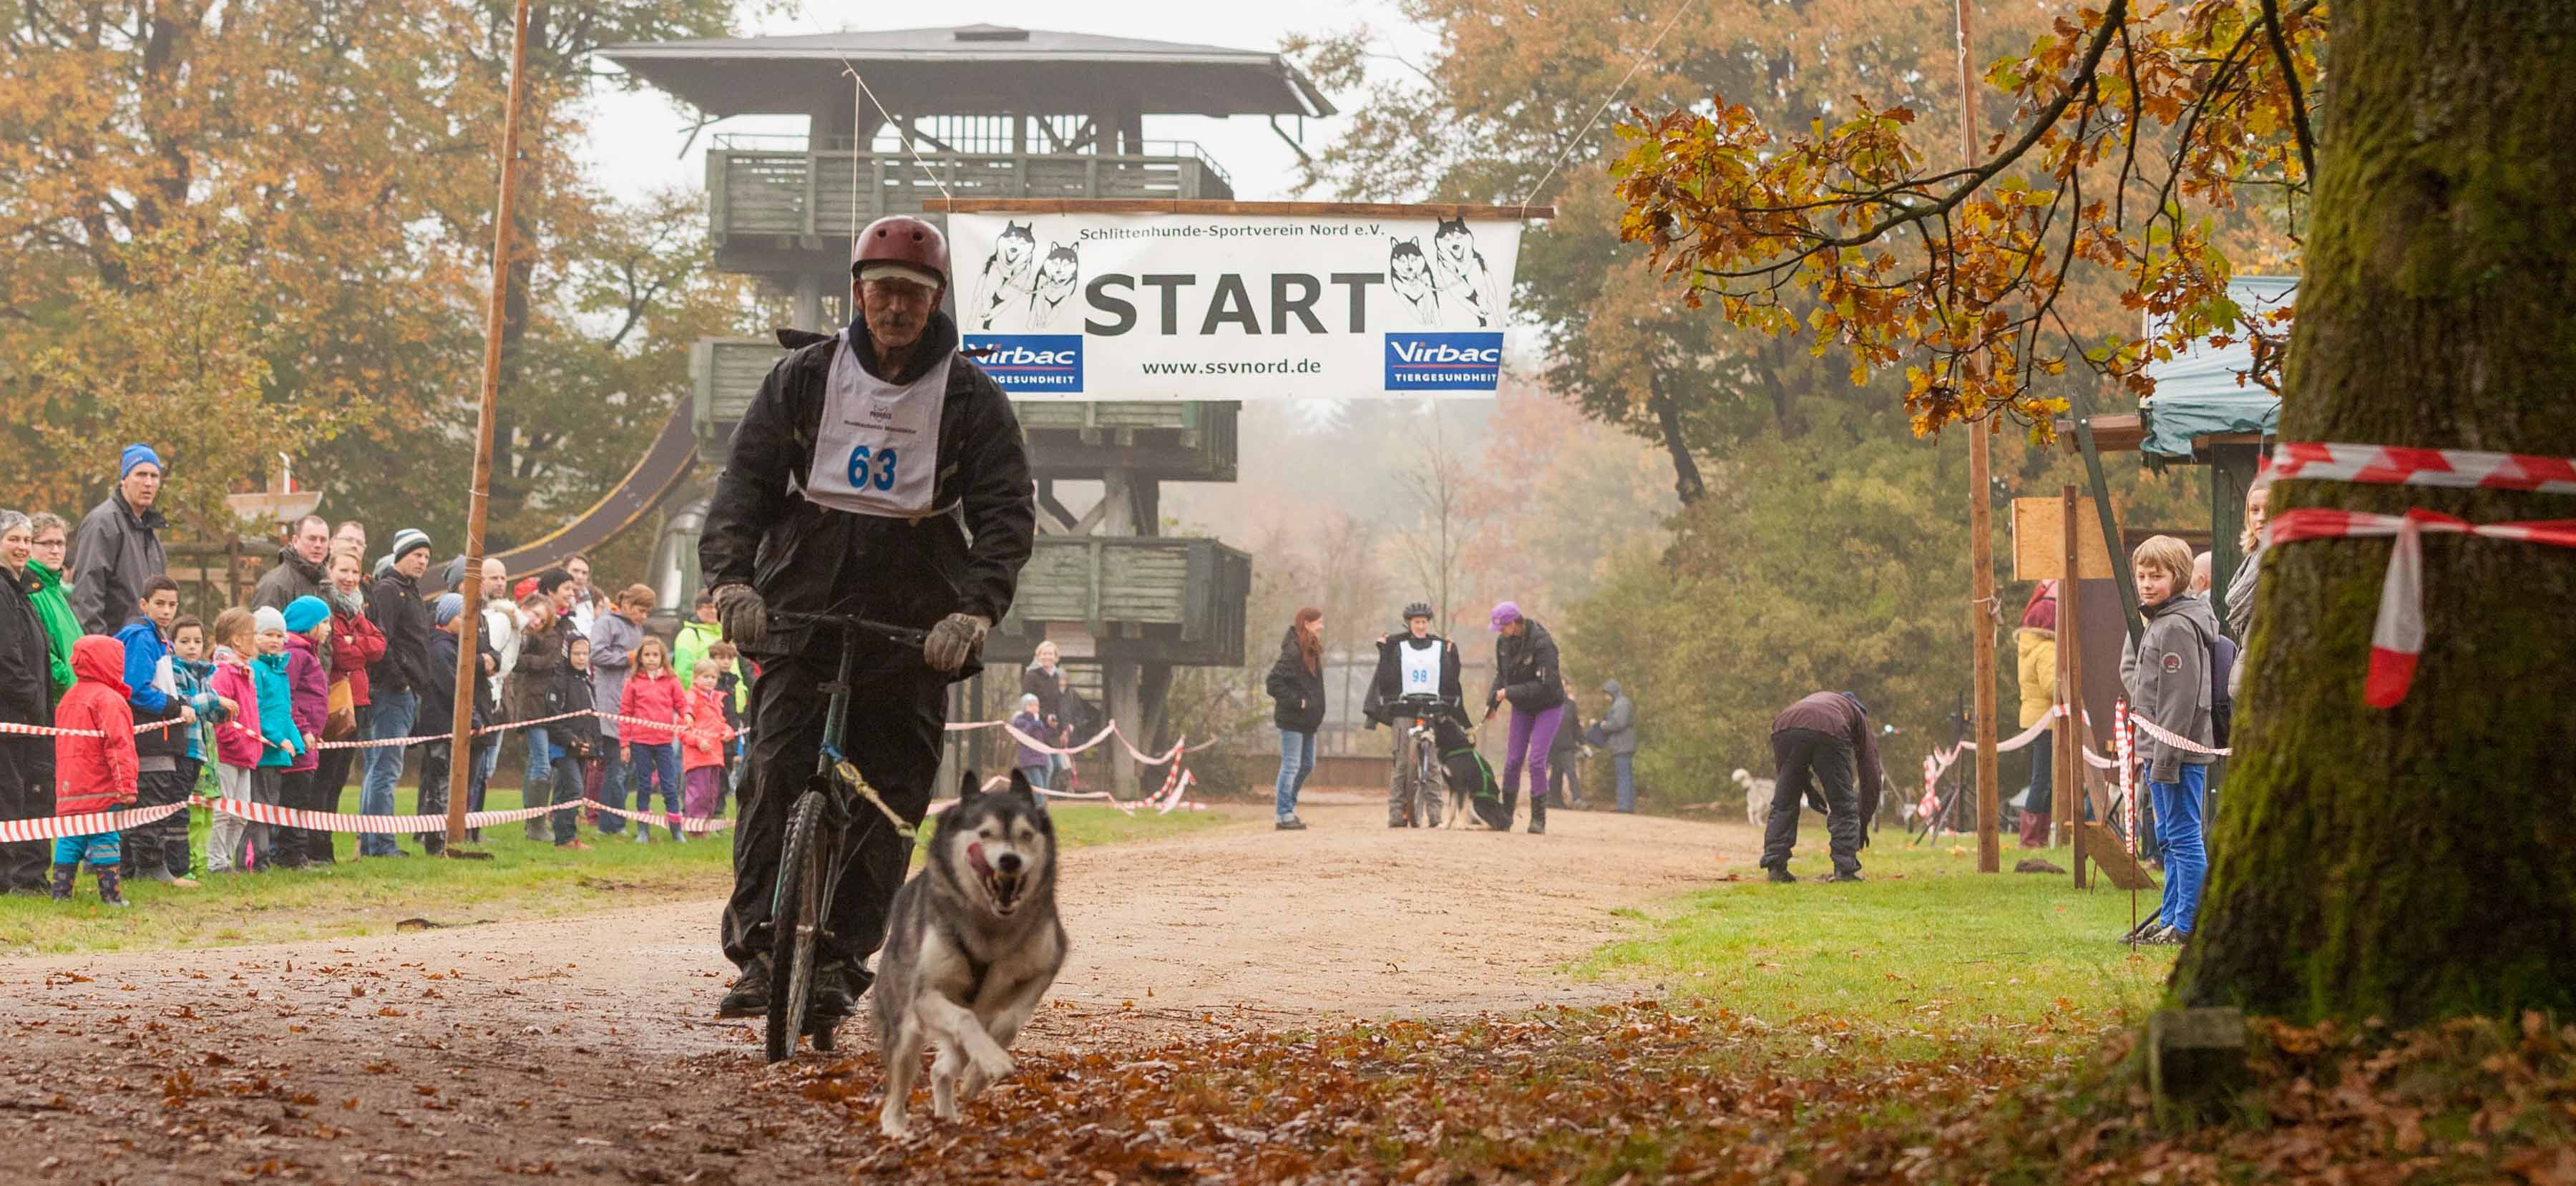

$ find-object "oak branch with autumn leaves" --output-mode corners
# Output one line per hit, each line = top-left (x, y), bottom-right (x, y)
(1608, 0), (2321, 440)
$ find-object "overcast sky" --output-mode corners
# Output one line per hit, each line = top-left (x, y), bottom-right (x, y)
(575, 1), (1427, 204)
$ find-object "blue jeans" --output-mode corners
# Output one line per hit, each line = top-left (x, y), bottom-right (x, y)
(1274, 730), (1316, 819)
(594, 743), (628, 833)
(356, 689), (417, 856)
(2150, 764), (2210, 935)
(1613, 753), (1637, 812)
(627, 741), (681, 835)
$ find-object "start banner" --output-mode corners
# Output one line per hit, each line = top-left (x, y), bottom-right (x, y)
(945, 203), (1532, 400)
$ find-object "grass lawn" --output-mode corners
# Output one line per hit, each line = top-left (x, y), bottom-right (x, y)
(1576, 823), (2178, 1052)
(0, 786), (1227, 957)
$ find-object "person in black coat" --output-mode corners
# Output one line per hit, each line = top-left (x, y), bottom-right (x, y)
(416, 593), (496, 857)
(0, 512), (60, 892)
(1262, 608), (1325, 830)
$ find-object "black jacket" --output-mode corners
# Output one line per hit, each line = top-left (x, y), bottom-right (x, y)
(69, 491), (166, 634)
(699, 312), (1035, 675)
(1264, 626), (1327, 733)
(1362, 632), (1469, 729)
(421, 630), (496, 737)
(1772, 691), (1883, 823)
(250, 547), (327, 612)
(1488, 617), (1567, 713)
(555, 664), (600, 758)
(0, 564), (54, 729)
(1021, 663), (1066, 726)
(366, 570), (434, 697)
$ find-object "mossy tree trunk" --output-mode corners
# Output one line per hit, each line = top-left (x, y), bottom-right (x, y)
(2172, 0), (2576, 1024)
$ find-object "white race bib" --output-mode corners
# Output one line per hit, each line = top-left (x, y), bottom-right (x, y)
(805, 330), (949, 517)
(1399, 639), (1441, 696)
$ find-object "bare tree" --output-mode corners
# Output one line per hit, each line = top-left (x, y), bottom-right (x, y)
(1394, 406), (1484, 631)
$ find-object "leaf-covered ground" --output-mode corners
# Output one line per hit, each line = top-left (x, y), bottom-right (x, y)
(2, 804), (2561, 1183)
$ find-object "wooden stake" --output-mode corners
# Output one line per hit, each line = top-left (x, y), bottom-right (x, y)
(1958, 0), (2001, 873)
(445, 0), (535, 853)
(2062, 484), (2086, 887)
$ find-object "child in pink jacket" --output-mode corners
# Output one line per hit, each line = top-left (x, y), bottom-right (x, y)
(617, 636), (687, 842)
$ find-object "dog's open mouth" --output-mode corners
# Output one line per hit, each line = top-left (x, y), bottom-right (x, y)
(966, 843), (1024, 915)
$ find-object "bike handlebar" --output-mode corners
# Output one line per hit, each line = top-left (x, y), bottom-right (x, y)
(766, 612), (932, 648)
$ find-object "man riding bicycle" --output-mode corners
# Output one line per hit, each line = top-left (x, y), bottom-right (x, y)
(1362, 602), (1470, 827)
(699, 215), (1035, 1021)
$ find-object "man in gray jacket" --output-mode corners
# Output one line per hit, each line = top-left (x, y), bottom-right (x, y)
(69, 444), (169, 634)
(1599, 679), (1639, 811)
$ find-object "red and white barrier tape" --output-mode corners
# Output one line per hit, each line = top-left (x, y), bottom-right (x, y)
(0, 800), (191, 843)
(2129, 713), (2232, 758)
(2272, 441), (2576, 495)
(581, 798), (734, 833)
(2265, 507), (2576, 707)
(2114, 700), (2138, 853)
(0, 717), (187, 741)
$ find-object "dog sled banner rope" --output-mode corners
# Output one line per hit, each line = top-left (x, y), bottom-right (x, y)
(2270, 441), (2576, 494)
(2264, 506), (2576, 707)
(0, 800), (192, 843)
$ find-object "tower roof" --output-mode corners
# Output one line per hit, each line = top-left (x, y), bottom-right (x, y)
(602, 24), (1334, 119)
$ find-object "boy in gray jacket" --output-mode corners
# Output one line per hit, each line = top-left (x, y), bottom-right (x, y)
(2119, 534), (2220, 946)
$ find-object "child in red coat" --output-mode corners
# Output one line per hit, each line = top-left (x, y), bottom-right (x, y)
(52, 635), (140, 906)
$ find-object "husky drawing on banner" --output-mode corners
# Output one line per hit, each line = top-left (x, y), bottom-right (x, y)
(973, 220), (1038, 331)
(1388, 238), (1443, 327)
(1430, 217), (1500, 328)
(1026, 242), (1080, 330)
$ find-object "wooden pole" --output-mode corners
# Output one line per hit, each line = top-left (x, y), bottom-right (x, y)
(1957, 0), (2002, 873)
(2061, 484), (2087, 887)
(446, 0), (536, 851)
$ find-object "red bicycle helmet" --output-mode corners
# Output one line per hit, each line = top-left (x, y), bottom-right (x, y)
(852, 215), (950, 285)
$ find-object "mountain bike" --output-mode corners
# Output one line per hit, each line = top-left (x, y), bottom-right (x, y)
(1387, 694), (1451, 828)
(761, 611), (939, 1064)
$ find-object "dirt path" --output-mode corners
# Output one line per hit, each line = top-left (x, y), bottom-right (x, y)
(0, 798), (1755, 1182)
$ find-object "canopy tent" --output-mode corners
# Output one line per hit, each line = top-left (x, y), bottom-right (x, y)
(2136, 275), (2295, 460)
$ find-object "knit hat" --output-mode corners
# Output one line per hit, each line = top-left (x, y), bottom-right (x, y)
(1488, 601), (1522, 630)
(282, 595), (331, 634)
(431, 592), (465, 627)
(388, 528), (431, 567)
(253, 606), (288, 635)
(443, 555), (467, 592)
(120, 443), (164, 479)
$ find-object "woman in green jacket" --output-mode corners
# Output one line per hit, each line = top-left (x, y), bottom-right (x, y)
(26, 513), (81, 700)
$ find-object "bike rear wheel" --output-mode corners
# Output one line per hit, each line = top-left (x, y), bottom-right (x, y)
(765, 790), (831, 1063)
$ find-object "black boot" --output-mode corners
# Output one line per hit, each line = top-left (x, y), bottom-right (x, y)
(47, 864), (75, 902)
(94, 866), (130, 908)
(1528, 788), (1547, 834)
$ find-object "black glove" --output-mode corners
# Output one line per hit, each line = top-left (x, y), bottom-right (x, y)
(924, 613), (990, 673)
(711, 584), (766, 649)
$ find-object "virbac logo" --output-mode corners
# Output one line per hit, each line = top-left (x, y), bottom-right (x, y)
(965, 335), (1083, 393)
(1384, 332), (1505, 392)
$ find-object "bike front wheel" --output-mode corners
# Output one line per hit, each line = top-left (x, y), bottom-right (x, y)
(766, 790), (831, 1063)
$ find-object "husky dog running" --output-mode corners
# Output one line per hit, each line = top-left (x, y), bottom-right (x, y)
(1027, 242), (1080, 329)
(1430, 217), (1499, 328)
(1735, 768), (1777, 830)
(873, 768), (1065, 1139)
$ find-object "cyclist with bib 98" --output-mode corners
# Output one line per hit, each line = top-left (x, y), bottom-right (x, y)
(1362, 602), (1470, 828)
(699, 215), (1035, 1021)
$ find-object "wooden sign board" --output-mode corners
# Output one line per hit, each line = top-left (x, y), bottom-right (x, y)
(2011, 496), (2114, 581)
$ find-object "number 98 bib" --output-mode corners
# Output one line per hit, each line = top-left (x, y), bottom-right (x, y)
(804, 329), (948, 517)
